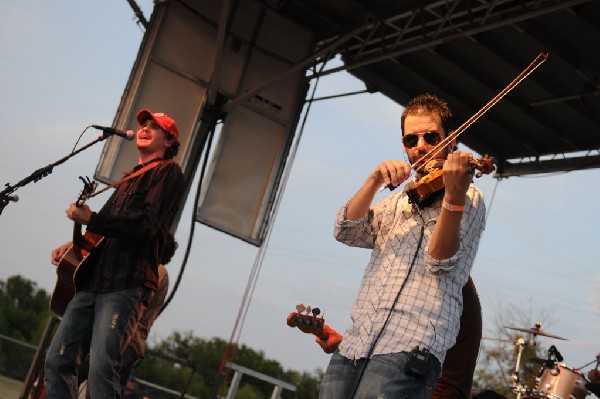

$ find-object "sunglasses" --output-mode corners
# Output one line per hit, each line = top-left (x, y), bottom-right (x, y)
(402, 131), (442, 149)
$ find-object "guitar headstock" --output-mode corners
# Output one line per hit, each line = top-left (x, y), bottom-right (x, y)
(287, 303), (325, 336)
(76, 176), (98, 207)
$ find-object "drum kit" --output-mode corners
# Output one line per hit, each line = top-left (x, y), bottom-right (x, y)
(502, 322), (600, 399)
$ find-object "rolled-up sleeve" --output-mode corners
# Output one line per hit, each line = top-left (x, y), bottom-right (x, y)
(333, 203), (375, 248)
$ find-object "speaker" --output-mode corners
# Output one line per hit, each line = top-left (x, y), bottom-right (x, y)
(94, 0), (314, 244)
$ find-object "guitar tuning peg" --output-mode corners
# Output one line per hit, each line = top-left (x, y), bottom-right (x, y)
(312, 307), (321, 317)
(306, 306), (312, 315)
(296, 303), (306, 313)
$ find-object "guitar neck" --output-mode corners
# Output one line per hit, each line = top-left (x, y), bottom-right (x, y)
(72, 195), (87, 249)
(314, 328), (329, 341)
(72, 222), (86, 249)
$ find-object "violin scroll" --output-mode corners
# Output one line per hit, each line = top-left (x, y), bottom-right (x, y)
(407, 155), (495, 207)
(468, 155), (495, 178)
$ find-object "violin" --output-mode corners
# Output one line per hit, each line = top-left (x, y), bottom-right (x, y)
(406, 155), (495, 207)
(400, 52), (548, 207)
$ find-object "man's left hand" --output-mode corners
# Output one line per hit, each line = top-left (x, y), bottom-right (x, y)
(442, 150), (473, 205)
(66, 203), (92, 225)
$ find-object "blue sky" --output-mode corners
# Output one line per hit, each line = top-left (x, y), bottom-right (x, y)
(1, 1), (598, 384)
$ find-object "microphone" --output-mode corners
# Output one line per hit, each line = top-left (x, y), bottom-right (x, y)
(92, 125), (135, 141)
(4, 195), (18, 202)
(555, 348), (563, 363)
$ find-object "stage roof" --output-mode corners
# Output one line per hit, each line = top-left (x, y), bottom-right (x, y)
(260, 0), (600, 177)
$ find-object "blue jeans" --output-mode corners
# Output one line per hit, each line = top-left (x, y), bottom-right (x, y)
(319, 350), (441, 399)
(44, 287), (148, 399)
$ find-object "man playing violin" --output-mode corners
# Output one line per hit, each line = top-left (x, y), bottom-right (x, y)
(319, 93), (487, 399)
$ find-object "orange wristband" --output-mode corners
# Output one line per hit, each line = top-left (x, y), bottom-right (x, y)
(442, 200), (465, 212)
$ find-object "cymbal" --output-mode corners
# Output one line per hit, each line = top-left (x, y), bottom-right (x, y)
(504, 325), (567, 340)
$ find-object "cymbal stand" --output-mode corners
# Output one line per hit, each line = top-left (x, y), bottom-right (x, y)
(511, 337), (535, 399)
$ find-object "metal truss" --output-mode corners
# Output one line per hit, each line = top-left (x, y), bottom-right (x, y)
(310, 0), (594, 78)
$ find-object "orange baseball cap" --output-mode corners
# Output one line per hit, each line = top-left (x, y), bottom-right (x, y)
(136, 109), (179, 141)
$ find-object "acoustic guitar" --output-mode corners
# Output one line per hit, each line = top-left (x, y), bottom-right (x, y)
(50, 177), (104, 316)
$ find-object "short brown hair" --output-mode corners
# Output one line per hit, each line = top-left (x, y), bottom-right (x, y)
(401, 93), (454, 135)
(163, 133), (180, 160)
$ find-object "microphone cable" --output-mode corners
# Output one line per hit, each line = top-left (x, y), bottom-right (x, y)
(350, 223), (425, 398)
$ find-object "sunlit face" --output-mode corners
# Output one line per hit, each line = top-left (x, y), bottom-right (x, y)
(402, 112), (450, 170)
(136, 119), (172, 156)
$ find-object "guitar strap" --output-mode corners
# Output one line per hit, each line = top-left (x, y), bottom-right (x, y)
(87, 160), (162, 199)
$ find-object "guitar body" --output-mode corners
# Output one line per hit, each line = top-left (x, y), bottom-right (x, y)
(50, 230), (104, 316)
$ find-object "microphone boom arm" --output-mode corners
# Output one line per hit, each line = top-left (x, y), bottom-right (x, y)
(0, 134), (107, 216)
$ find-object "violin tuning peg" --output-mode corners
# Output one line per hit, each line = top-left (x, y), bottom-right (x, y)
(296, 303), (306, 313)
(306, 306), (312, 315)
(312, 307), (321, 317)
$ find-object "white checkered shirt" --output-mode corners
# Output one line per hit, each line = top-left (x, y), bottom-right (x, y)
(334, 180), (486, 364)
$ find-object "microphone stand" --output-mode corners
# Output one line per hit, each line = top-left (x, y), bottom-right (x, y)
(0, 133), (109, 216)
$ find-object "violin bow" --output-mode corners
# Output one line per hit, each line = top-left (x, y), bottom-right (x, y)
(412, 51), (549, 174)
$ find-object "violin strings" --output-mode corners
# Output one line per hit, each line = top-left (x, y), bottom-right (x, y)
(413, 52), (548, 174)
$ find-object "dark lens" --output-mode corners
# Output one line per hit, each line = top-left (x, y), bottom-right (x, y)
(424, 132), (441, 145)
(402, 134), (419, 148)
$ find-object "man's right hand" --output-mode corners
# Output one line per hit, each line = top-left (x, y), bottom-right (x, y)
(51, 242), (72, 266)
(346, 160), (412, 221)
(371, 160), (412, 190)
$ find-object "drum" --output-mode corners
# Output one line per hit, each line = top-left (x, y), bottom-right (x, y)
(572, 376), (589, 399)
(528, 363), (585, 399)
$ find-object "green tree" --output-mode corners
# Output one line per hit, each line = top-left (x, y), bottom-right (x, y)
(0, 275), (52, 343)
(134, 331), (323, 399)
(0, 275), (53, 380)
(288, 369), (322, 398)
(0, 275), (324, 397)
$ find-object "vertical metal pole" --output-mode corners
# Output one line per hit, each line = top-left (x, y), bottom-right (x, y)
(270, 385), (283, 399)
(19, 315), (60, 399)
(225, 371), (242, 399)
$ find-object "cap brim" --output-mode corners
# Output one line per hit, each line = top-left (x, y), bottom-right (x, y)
(136, 109), (154, 124)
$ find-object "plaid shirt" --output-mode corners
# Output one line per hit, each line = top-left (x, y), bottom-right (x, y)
(86, 159), (183, 293)
(334, 179), (486, 364)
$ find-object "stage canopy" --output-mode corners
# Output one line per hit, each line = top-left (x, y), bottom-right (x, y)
(99, 0), (599, 244)
(228, 0), (600, 177)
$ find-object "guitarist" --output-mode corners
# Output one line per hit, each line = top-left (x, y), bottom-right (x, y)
(45, 109), (185, 399)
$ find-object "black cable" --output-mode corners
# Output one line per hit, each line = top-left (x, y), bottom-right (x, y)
(350, 223), (425, 398)
(159, 122), (217, 315)
(125, 0), (148, 29)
